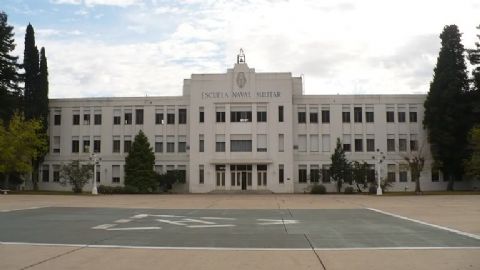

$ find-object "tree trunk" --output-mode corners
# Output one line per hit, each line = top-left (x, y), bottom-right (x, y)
(415, 176), (421, 194)
(447, 174), (454, 191)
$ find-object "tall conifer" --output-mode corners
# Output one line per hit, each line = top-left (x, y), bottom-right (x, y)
(23, 23), (39, 120)
(424, 25), (470, 190)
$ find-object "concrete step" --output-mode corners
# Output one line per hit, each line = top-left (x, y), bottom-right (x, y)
(209, 189), (273, 194)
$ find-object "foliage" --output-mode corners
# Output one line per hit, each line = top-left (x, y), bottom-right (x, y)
(464, 126), (480, 179)
(467, 25), (480, 92)
(0, 11), (21, 123)
(98, 185), (138, 194)
(351, 161), (370, 192)
(344, 186), (355, 194)
(310, 184), (327, 194)
(330, 138), (352, 192)
(156, 170), (186, 192)
(60, 160), (93, 193)
(368, 185), (377, 194)
(424, 25), (471, 191)
(0, 112), (47, 189)
(403, 142), (426, 194)
(124, 130), (156, 192)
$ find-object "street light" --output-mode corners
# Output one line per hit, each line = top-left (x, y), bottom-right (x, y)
(89, 153), (101, 195)
(372, 148), (385, 196)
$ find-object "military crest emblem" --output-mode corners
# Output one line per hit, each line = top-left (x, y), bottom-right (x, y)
(236, 72), (247, 88)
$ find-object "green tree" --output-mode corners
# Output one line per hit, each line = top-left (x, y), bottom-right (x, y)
(0, 11), (22, 123)
(424, 25), (470, 191)
(464, 126), (480, 179)
(402, 145), (426, 194)
(0, 112), (47, 189)
(23, 23), (39, 120)
(124, 130), (156, 192)
(351, 161), (370, 192)
(330, 138), (351, 192)
(467, 25), (480, 92)
(60, 160), (93, 193)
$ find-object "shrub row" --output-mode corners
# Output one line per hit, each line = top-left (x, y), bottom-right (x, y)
(310, 185), (358, 194)
(98, 185), (140, 194)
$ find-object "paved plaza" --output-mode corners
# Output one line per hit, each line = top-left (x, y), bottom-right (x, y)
(0, 194), (479, 269)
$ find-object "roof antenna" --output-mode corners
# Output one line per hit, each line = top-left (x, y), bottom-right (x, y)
(237, 48), (245, 64)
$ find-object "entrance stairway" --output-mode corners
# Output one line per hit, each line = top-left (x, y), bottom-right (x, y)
(208, 189), (273, 194)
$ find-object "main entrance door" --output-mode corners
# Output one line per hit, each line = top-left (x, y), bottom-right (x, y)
(231, 165), (252, 190)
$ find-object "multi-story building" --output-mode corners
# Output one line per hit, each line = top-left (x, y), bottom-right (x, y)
(38, 52), (476, 193)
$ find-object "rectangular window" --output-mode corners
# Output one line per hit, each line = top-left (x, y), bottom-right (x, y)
(310, 107), (318, 123)
(72, 112), (80, 125)
(278, 106), (284, 122)
(124, 136), (131, 153)
(199, 134), (204, 152)
(124, 110), (132, 125)
(365, 105), (374, 123)
(298, 135), (307, 152)
(399, 164), (408, 182)
(431, 168), (439, 182)
(112, 136), (120, 153)
(42, 165), (49, 182)
(93, 136), (101, 153)
(230, 134), (252, 152)
(342, 112), (350, 123)
(199, 107), (204, 123)
(343, 134), (351, 152)
(409, 111), (417, 122)
(113, 109), (121, 125)
(94, 112), (102, 125)
(310, 134), (319, 152)
(354, 107), (362, 123)
(53, 165), (60, 182)
(135, 109), (144, 125)
(155, 110), (164, 125)
(155, 136), (163, 153)
(257, 165), (267, 186)
(310, 165), (320, 183)
(178, 135), (187, 152)
(199, 165), (204, 184)
(322, 134), (330, 152)
(83, 112), (90, 125)
(231, 111), (252, 122)
(179, 108), (187, 124)
(257, 111), (267, 122)
(215, 165), (226, 187)
(53, 136), (60, 153)
(166, 136), (175, 153)
(398, 111), (406, 123)
(299, 165), (307, 183)
(167, 108), (175, 124)
(387, 134), (395, 152)
(54, 112), (61, 125)
(354, 136), (363, 152)
(387, 164), (396, 182)
(278, 134), (284, 152)
(83, 136), (90, 153)
(216, 134), (225, 152)
(279, 164), (284, 184)
(386, 110), (395, 123)
(257, 134), (267, 152)
(112, 165), (120, 183)
(322, 165), (330, 183)
(216, 111), (226, 122)
(410, 134), (418, 151)
(399, 134), (407, 152)
(71, 137), (79, 153)
(298, 107), (306, 123)
(366, 135), (375, 152)
(96, 165), (100, 183)
(321, 109), (330, 123)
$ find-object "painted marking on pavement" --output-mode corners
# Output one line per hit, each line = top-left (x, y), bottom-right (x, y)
(92, 224), (116, 230)
(156, 219), (190, 226)
(257, 219), (299, 225)
(367, 208), (480, 240)
(0, 206), (49, 213)
(201, 217), (237, 220)
(131, 214), (149, 219)
(106, 227), (161, 231)
(187, 224), (236, 228)
(114, 219), (132, 223)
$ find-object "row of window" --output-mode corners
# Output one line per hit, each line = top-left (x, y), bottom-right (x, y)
(297, 109), (418, 124)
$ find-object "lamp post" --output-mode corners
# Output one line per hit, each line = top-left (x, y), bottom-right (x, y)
(89, 153), (100, 195)
(372, 148), (385, 196)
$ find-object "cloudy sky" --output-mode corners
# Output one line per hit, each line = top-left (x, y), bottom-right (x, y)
(2, 0), (480, 98)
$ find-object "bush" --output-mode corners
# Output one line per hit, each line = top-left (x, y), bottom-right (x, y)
(368, 185), (377, 194)
(344, 186), (355, 194)
(123, 185), (139, 194)
(98, 185), (127, 194)
(310, 184), (327, 194)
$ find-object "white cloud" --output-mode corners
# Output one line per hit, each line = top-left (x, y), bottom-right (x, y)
(51, 0), (142, 7)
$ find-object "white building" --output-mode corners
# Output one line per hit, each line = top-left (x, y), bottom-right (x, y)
(38, 52), (476, 193)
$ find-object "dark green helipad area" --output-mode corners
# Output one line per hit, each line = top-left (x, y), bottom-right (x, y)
(1, 207), (479, 249)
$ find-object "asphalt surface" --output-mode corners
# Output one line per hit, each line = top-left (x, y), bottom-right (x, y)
(1, 207), (479, 249)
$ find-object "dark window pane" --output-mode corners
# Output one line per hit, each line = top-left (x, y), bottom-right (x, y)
(321, 110), (330, 123)
(135, 109), (144, 125)
(179, 109), (187, 124)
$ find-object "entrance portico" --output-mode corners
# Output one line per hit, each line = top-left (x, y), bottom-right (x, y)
(211, 160), (272, 191)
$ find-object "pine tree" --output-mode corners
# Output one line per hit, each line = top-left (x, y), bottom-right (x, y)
(330, 138), (351, 192)
(38, 47), (49, 130)
(124, 130), (156, 192)
(467, 25), (480, 126)
(23, 23), (39, 120)
(424, 25), (470, 190)
(0, 11), (21, 123)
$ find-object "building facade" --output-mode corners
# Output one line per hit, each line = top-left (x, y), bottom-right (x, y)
(38, 55), (476, 193)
